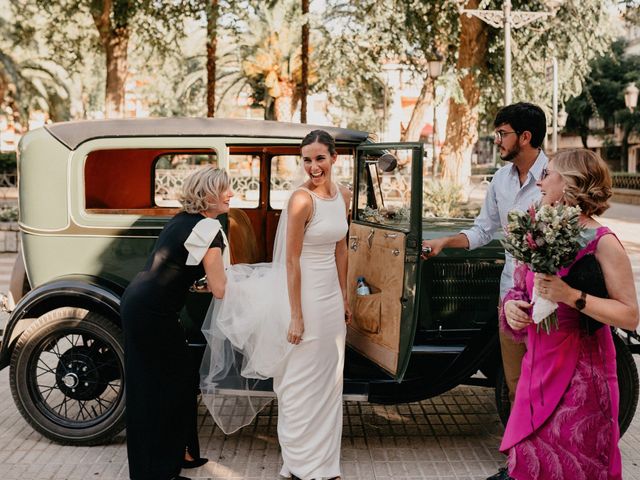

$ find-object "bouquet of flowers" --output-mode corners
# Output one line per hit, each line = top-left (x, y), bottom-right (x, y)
(501, 202), (585, 333)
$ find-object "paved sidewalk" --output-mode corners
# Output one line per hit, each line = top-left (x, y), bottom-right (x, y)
(0, 202), (639, 479)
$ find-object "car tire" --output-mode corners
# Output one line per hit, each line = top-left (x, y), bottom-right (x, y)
(9, 307), (126, 445)
(495, 331), (639, 438)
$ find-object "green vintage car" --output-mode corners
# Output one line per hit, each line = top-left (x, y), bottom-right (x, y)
(0, 118), (637, 445)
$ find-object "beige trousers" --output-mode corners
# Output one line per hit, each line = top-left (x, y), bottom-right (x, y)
(499, 328), (527, 403)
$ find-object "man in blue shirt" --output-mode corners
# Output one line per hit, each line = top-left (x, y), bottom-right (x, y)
(422, 102), (548, 405)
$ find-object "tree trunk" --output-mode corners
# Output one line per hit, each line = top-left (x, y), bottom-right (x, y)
(91, 0), (129, 118)
(206, 0), (219, 117)
(401, 80), (433, 141)
(439, 0), (488, 191)
(274, 81), (295, 121)
(300, 0), (309, 123)
(580, 127), (589, 149)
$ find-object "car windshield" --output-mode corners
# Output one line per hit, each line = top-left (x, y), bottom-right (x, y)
(355, 149), (413, 230)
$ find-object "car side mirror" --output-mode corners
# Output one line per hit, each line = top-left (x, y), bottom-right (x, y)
(378, 153), (398, 172)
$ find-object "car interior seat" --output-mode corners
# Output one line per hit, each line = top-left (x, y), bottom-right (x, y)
(228, 208), (261, 264)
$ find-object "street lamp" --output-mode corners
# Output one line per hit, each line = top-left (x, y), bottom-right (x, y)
(459, 0), (561, 105)
(428, 58), (444, 176)
(557, 108), (568, 130)
(624, 82), (639, 113)
(552, 107), (568, 152)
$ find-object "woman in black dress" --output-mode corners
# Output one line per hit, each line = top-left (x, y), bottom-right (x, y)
(120, 166), (232, 480)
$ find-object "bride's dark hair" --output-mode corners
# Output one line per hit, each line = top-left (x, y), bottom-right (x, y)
(300, 129), (336, 156)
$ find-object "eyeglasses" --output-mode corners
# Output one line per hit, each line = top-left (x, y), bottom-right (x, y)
(494, 130), (518, 143)
(541, 168), (550, 180)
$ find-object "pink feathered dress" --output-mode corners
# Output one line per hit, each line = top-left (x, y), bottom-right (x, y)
(499, 227), (622, 480)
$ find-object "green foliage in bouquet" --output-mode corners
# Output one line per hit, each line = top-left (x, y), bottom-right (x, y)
(501, 203), (586, 333)
(501, 203), (585, 275)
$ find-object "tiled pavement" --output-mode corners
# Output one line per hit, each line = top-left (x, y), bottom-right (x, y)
(1, 371), (640, 480)
(0, 202), (639, 479)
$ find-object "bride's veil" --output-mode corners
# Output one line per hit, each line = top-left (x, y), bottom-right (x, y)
(199, 162), (305, 434)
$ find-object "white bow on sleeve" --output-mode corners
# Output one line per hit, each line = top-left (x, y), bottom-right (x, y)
(184, 217), (227, 265)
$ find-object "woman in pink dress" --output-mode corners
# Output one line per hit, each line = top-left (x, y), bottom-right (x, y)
(489, 149), (639, 480)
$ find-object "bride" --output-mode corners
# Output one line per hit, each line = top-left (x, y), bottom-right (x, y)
(200, 130), (352, 480)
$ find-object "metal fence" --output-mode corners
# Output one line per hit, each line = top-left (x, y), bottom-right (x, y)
(613, 174), (640, 190)
(0, 173), (16, 188)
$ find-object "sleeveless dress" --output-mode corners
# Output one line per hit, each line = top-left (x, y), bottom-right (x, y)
(499, 226), (622, 480)
(275, 186), (348, 479)
(120, 212), (227, 480)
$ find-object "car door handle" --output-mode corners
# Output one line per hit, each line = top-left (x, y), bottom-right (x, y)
(367, 229), (375, 249)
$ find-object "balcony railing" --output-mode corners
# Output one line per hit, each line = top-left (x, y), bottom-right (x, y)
(613, 174), (640, 190)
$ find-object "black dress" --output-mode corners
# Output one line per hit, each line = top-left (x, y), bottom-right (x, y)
(120, 212), (224, 480)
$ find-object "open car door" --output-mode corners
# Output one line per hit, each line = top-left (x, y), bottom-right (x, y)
(347, 143), (423, 381)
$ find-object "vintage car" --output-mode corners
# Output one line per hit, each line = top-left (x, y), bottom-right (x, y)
(0, 118), (638, 446)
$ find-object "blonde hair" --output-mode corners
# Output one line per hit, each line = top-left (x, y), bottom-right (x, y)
(179, 166), (230, 214)
(552, 149), (612, 217)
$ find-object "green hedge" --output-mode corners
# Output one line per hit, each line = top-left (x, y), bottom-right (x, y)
(471, 165), (499, 175)
(0, 152), (17, 173)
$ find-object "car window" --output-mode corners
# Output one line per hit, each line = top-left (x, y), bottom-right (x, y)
(270, 155), (301, 210)
(154, 152), (218, 207)
(269, 154), (353, 210)
(84, 148), (217, 213)
(356, 149), (412, 230)
(228, 154), (260, 208)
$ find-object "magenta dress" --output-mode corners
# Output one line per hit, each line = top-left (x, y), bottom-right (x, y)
(499, 227), (622, 480)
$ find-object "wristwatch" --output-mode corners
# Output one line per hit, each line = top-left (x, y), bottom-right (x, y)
(575, 291), (587, 311)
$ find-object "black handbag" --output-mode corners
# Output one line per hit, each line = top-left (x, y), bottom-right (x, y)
(562, 253), (608, 335)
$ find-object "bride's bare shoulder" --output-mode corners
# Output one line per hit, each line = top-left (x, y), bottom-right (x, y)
(338, 184), (351, 201)
(287, 189), (313, 214)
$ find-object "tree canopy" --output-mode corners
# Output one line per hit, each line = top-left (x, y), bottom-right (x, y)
(1, 0), (619, 183)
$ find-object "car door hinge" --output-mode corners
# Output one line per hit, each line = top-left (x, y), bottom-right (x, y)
(405, 253), (418, 263)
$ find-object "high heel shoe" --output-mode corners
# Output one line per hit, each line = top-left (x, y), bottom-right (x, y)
(181, 457), (208, 469)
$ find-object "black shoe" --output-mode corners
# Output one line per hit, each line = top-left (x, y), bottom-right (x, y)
(486, 467), (513, 480)
(181, 457), (208, 469)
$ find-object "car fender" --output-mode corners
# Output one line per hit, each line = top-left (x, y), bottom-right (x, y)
(0, 275), (124, 370)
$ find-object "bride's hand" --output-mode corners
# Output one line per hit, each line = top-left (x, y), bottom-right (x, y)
(343, 300), (352, 325)
(287, 317), (304, 345)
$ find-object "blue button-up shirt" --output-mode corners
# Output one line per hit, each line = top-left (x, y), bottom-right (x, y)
(461, 150), (548, 299)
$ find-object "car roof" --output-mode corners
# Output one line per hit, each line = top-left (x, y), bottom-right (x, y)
(45, 117), (370, 150)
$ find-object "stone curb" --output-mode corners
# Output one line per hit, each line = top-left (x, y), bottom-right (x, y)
(0, 222), (19, 253)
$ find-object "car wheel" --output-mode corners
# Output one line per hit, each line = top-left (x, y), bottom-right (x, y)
(495, 331), (639, 438)
(614, 332), (639, 436)
(9, 307), (126, 445)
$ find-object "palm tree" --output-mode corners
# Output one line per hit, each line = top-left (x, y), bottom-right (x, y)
(230, 0), (313, 121)
(175, 0), (318, 121)
(300, 0), (309, 123)
(206, 0), (219, 117)
(0, 50), (72, 129)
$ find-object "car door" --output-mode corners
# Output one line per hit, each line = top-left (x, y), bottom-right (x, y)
(347, 143), (423, 381)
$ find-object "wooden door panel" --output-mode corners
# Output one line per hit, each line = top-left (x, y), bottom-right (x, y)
(347, 223), (406, 375)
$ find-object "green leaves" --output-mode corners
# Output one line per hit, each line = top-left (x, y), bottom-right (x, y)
(501, 203), (585, 274)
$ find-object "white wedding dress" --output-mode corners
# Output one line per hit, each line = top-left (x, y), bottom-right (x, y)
(276, 186), (347, 479)
(200, 184), (348, 480)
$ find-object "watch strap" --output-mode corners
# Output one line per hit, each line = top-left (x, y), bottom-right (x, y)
(575, 291), (587, 311)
